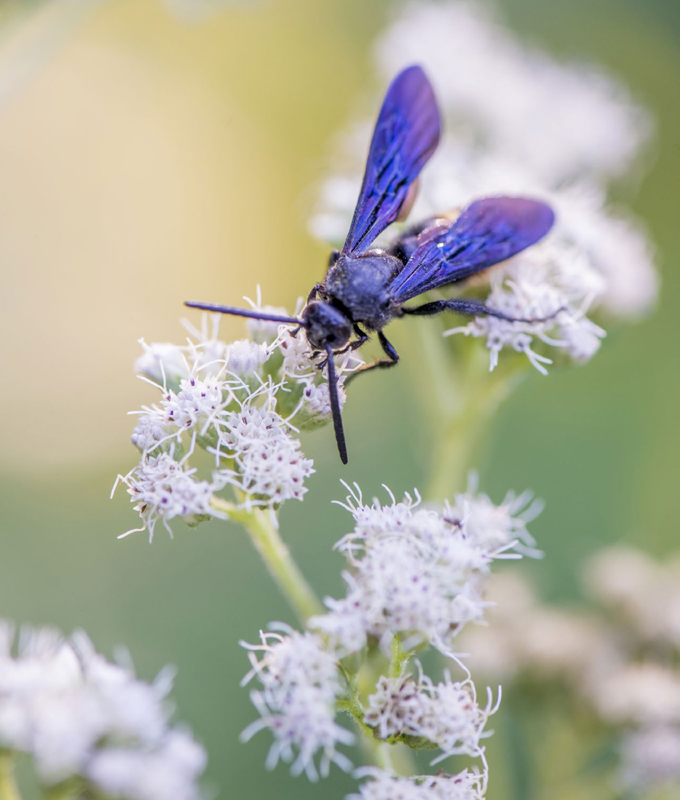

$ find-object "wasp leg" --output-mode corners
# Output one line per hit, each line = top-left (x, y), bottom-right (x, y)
(345, 331), (399, 387)
(335, 324), (370, 356)
(317, 325), (370, 368)
(350, 323), (369, 351)
(307, 283), (323, 303)
(403, 298), (565, 324)
(339, 324), (369, 356)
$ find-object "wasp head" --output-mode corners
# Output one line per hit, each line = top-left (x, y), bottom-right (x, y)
(301, 301), (352, 352)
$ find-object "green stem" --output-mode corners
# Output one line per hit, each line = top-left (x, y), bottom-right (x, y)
(339, 694), (415, 775)
(426, 359), (524, 500)
(409, 320), (529, 500)
(380, 743), (417, 776)
(389, 635), (409, 678)
(212, 498), (323, 623)
(375, 743), (396, 772)
(337, 697), (374, 737)
(337, 691), (395, 772)
(359, 734), (416, 777)
(354, 732), (398, 776)
(0, 755), (20, 800)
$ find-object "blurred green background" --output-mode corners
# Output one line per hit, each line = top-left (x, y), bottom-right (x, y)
(0, 0), (678, 798)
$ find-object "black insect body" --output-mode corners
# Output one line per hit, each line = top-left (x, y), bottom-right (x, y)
(186, 65), (556, 464)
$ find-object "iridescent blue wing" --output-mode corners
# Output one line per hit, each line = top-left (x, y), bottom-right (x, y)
(342, 65), (441, 256)
(388, 197), (555, 303)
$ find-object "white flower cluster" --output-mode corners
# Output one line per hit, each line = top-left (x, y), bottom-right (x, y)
(240, 481), (539, 794)
(375, 2), (651, 184)
(311, 1), (657, 373)
(459, 546), (680, 796)
(352, 769), (486, 800)
(365, 670), (497, 761)
(115, 454), (224, 540)
(240, 627), (354, 781)
(118, 306), (362, 539)
(619, 726), (680, 795)
(0, 621), (205, 800)
(310, 482), (541, 655)
(215, 395), (314, 508)
(459, 572), (604, 684)
(584, 545), (680, 648)
(585, 548), (680, 794)
(239, 627), (494, 788)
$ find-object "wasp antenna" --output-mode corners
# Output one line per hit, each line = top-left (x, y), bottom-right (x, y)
(184, 301), (302, 326)
(325, 345), (348, 465)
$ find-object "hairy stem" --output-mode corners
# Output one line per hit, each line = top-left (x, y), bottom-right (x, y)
(0, 755), (21, 800)
(337, 697), (374, 738)
(389, 635), (409, 678)
(213, 499), (323, 623)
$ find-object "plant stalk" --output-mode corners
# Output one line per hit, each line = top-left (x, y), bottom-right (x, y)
(212, 498), (323, 623)
(426, 360), (524, 500)
(412, 322), (525, 500)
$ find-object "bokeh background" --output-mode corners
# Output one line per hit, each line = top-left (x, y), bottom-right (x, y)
(0, 0), (678, 798)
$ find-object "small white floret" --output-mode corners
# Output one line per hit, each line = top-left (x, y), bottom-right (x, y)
(135, 341), (190, 388)
(115, 453), (224, 541)
(216, 396), (315, 508)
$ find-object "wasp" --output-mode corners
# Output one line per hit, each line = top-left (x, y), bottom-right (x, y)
(186, 65), (555, 464)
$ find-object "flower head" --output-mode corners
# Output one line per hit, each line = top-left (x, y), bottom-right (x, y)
(119, 303), (358, 537)
(0, 621), (205, 799)
(365, 669), (497, 761)
(374, 1), (650, 184)
(311, 483), (541, 655)
(135, 341), (189, 389)
(459, 570), (609, 684)
(115, 453), (224, 541)
(161, 374), (235, 444)
(457, 549), (680, 798)
(591, 663), (680, 727)
(446, 476), (543, 557)
(582, 545), (680, 647)
(352, 768), (487, 800)
(86, 730), (206, 800)
(619, 726), (680, 795)
(213, 389), (315, 508)
(240, 628), (354, 781)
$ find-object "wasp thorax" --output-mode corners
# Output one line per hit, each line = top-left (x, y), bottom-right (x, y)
(302, 301), (352, 351)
